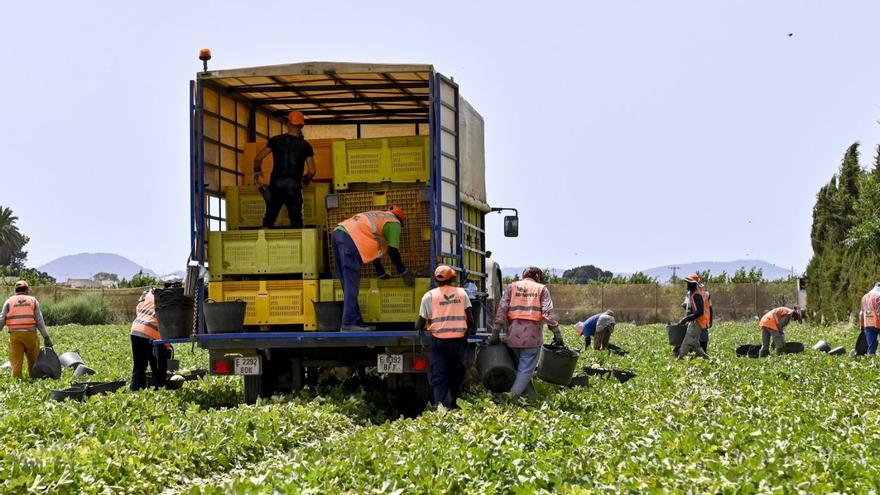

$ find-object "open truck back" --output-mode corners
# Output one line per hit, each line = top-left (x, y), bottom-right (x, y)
(189, 61), (495, 404)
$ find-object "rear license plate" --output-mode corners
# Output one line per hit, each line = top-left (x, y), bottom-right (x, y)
(377, 354), (403, 373)
(234, 357), (261, 375)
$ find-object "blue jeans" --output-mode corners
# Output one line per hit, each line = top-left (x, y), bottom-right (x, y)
(331, 230), (363, 326)
(866, 327), (879, 355)
(428, 336), (468, 408)
(510, 347), (541, 396)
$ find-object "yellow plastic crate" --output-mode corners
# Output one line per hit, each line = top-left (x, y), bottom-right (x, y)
(225, 182), (330, 230)
(333, 136), (430, 190)
(318, 278), (430, 323)
(208, 229), (323, 279)
(208, 280), (318, 329)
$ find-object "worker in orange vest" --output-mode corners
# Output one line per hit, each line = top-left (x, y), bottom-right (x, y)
(253, 111), (317, 228)
(416, 265), (474, 408)
(129, 278), (177, 390)
(0, 280), (53, 378)
(677, 274), (710, 360)
(759, 306), (802, 356)
(489, 267), (564, 397)
(332, 206), (415, 331)
(859, 283), (880, 355)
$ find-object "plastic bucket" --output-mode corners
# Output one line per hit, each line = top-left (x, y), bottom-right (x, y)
(735, 344), (761, 358)
(783, 342), (805, 354)
(854, 331), (868, 356)
(667, 324), (686, 346)
(50, 386), (85, 402)
(313, 301), (344, 331)
(32, 347), (62, 379)
(537, 344), (580, 386)
(829, 346), (846, 356)
(204, 299), (246, 334)
(59, 351), (85, 369)
(155, 288), (194, 340)
(476, 343), (516, 392)
(812, 340), (831, 353)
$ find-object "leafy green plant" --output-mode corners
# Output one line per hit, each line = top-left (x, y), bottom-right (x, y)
(41, 294), (117, 326)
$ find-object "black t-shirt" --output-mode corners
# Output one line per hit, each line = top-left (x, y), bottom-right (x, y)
(267, 134), (314, 185)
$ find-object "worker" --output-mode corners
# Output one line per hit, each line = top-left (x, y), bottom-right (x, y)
(759, 306), (802, 356)
(0, 281), (53, 379)
(129, 277), (178, 390)
(253, 110), (316, 229)
(576, 310), (616, 351)
(489, 267), (564, 397)
(332, 206), (415, 332)
(416, 265), (474, 409)
(485, 251), (503, 334)
(860, 283), (880, 355)
(677, 274), (711, 360)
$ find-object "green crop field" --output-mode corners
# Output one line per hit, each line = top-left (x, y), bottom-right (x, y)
(1, 322), (878, 494)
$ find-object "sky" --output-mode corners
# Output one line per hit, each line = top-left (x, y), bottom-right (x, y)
(1, 0), (879, 276)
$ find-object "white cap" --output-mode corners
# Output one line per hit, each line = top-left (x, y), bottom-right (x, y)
(164, 275), (183, 284)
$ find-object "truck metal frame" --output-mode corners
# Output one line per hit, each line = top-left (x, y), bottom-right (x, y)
(188, 62), (488, 404)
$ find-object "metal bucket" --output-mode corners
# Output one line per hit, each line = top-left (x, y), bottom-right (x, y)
(31, 347), (62, 379)
(537, 344), (580, 386)
(73, 364), (96, 377)
(50, 386), (85, 402)
(59, 351), (85, 369)
(313, 301), (344, 331)
(829, 346), (847, 356)
(812, 341), (831, 353)
(155, 288), (194, 340)
(476, 342), (516, 392)
(667, 324), (686, 346)
(204, 299), (246, 334)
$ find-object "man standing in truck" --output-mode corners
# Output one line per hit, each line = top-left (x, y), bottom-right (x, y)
(332, 206), (415, 332)
(417, 265), (474, 409)
(489, 267), (565, 397)
(253, 111), (317, 229)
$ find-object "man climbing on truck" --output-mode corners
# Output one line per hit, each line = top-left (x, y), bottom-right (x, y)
(332, 206), (416, 331)
(253, 110), (316, 228)
(416, 265), (474, 409)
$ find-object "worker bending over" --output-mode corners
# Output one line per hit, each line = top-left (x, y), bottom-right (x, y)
(416, 265), (474, 409)
(576, 310), (616, 351)
(253, 111), (316, 228)
(0, 281), (52, 378)
(860, 283), (880, 355)
(332, 206), (415, 332)
(758, 306), (802, 356)
(677, 274), (710, 360)
(130, 277), (179, 390)
(490, 267), (564, 397)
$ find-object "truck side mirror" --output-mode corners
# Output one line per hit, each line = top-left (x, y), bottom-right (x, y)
(504, 215), (519, 237)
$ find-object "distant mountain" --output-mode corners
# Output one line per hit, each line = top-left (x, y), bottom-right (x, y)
(38, 253), (157, 282)
(636, 260), (793, 283)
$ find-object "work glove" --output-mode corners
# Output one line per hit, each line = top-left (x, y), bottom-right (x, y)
(401, 270), (415, 287)
(43, 336), (53, 348)
(487, 334), (500, 345)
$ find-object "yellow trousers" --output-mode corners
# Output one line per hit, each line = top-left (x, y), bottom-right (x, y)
(8, 331), (40, 379)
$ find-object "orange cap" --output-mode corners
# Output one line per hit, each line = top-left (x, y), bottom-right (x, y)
(389, 205), (405, 221)
(434, 265), (455, 282)
(288, 111), (305, 126)
(684, 274), (700, 283)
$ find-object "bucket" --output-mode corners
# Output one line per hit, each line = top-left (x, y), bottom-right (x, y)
(313, 301), (344, 331)
(59, 351), (85, 369)
(73, 380), (126, 396)
(829, 346), (846, 356)
(476, 343), (516, 392)
(783, 342), (805, 354)
(73, 364), (96, 377)
(204, 299), (246, 334)
(155, 288), (194, 340)
(812, 341), (831, 353)
(854, 331), (868, 356)
(667, 324), (686, 346)
(735, 344), (761, 358)
(50, 386), (85, 402)
(537, 344), (580, 386)
(610, 369), (636, 384)
(31, 347), (62, 379)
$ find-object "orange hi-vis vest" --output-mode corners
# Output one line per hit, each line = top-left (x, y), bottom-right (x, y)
(760, 307), (793, 332)
(688, 289), (711, 329)
(427, 285), (469, 339)
(339, 211), (400, 263)
(130, 289), (160, 341)
(5, 295), (38, 331)
(507, 279), (545, 322)
(861, 291), (880, 328)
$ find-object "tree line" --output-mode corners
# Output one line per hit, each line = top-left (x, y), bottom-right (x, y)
(502, 265), (770, 285)
(806, 143), (880, 322)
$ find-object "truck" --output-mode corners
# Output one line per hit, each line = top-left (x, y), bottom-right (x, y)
(188, 60), (517, 405)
